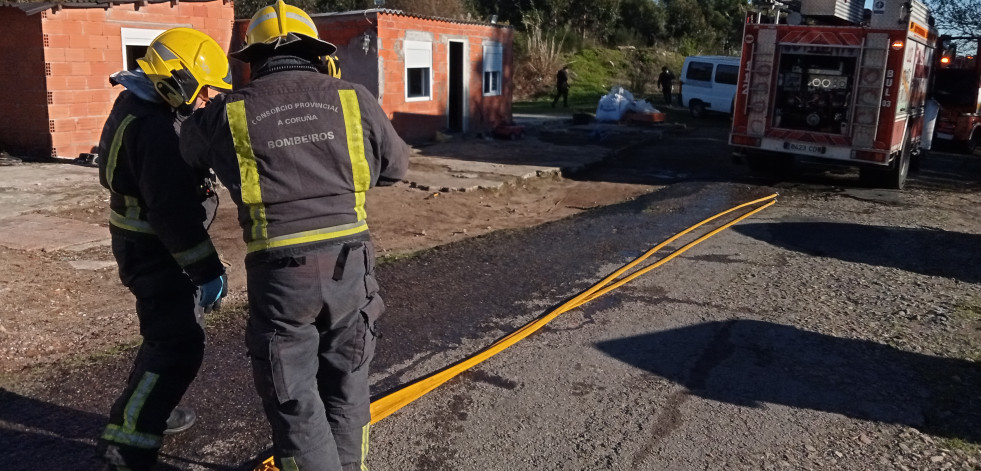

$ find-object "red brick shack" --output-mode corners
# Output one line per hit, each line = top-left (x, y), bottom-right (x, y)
(0, 0), (234, 159)
(232, 9), (514, 142)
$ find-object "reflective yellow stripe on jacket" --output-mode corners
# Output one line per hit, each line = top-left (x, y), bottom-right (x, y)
(106, 115), (156, 235)
(228, 92), (374, 254)
(339, 89), (371, 221)
(105, 114), (136, 194)
(227, 100), (268, 243)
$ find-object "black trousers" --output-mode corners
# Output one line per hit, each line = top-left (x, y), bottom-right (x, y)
(98, 237), (205, 470)
(246, 241), (382, 471)
(553, 85), (569, 107)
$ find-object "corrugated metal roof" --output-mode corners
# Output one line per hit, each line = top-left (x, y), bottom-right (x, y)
(1, 0), (220, 15)
(311, 8), (512, 29)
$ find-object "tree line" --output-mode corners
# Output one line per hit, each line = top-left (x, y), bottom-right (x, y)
(235, 0), (977, 55)
(235, 0), (749, 55)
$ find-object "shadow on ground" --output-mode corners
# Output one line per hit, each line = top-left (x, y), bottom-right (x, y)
(0, 388), (183, 470)
(734, 221), (981, 283)
(597, 320), (981, 443)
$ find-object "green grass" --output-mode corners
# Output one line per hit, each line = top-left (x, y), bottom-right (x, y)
(952, 298), (981, 321)
(941, 437), (981, 454)
(515, 46), (687, 115)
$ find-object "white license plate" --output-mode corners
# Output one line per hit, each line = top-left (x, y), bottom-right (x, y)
(783, 142), (826, 154)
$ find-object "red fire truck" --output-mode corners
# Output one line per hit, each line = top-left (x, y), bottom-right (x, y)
(932, 36), (980, 153)
(729, 0), (938, 189)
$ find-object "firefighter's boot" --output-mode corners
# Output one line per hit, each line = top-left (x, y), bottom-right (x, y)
(163, 406), (197, 435)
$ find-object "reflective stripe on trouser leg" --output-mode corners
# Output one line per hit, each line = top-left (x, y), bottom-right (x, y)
(98, 279), (204, 470)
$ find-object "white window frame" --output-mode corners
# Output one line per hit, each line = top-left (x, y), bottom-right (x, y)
(404, 40), (433, 102)
(120, 28), (165, 70)
(482, 43), (503, 96)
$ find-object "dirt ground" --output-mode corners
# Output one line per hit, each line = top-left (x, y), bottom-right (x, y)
(0, 138), (655, 378)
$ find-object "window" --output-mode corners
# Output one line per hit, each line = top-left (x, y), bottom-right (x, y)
(405, 40), (432, 101)
(121, 28), (165, 70)
(715, 64), (739, 85)
(483, 43), (502, 96)
(686, 61), (713, 82)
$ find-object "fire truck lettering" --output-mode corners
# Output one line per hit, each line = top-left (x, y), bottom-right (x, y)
(886, 70), (894, 78)
(885, 78), (893, 86)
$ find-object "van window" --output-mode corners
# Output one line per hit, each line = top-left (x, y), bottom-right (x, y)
(686, 62), (713, 81)
(715, 64), (739, 85)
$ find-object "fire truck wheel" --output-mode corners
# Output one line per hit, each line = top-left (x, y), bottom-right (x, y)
(963, 129), (978, 154)
(860, 142), (910, 190)
(689, 100), (706, 119)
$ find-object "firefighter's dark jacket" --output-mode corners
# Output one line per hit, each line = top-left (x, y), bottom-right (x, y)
(180, 64), (410, 260)
(97, 91), (224, 285)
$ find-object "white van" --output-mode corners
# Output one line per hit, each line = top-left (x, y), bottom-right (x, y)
(679, 56), (740, 118)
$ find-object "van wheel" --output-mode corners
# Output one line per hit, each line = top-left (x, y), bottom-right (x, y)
(689, 100), (706, 118)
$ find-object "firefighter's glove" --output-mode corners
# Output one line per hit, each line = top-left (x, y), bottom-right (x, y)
(197, 273), (227, 314)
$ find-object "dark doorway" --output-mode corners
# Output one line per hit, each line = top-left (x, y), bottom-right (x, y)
(448, 41), (465, 132)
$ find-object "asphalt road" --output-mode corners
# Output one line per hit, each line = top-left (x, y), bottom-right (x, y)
(4, 118), (981, 470)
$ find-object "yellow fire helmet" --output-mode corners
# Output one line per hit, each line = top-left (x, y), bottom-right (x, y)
(231, 0), (336, 62)
(137, 27), (232, 108)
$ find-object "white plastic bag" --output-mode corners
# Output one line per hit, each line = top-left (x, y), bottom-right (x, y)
(595, 86), (634, 122)
(630, 99), (660, 114)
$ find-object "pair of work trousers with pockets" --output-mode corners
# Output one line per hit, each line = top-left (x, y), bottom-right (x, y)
(98, 237), (206, 470)
(246, 241), (382, 471)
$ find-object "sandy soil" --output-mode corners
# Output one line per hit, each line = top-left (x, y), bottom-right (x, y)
(0, 149), (654, 377)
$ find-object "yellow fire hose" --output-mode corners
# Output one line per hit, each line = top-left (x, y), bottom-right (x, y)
(369, 193), (778, 423)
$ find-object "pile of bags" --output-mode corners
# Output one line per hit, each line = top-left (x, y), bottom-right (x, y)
(595, 86), (660, 122)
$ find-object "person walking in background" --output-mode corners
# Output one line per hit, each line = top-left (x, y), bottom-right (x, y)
(180, 1), (410, 469)
(658, 66), (675, 106)
(552, 65), (570, 108)
(95, 27), (230, 471)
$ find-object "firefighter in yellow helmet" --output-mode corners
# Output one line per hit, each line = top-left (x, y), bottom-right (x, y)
(180, 2), (408, 470)
(95, 27), (231, 471)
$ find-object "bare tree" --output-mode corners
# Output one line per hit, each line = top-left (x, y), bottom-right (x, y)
(926, 0), (981, 38)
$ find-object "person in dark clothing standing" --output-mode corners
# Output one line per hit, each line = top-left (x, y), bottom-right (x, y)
(552, 65), (570, 108)
(95, 27), (231, 471)
(180, 2), (409, 470)
(658, 66), (675, 105)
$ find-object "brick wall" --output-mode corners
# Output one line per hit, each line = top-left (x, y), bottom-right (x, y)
(0, 9), (47, 158)
(375, 12), (513, 142)
(38, 0), (234, 159)
(313, 15), (380, 97)
(230, 11), (513, 144)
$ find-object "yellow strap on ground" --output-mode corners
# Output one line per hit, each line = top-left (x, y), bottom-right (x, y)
(369, 193), (778, 423)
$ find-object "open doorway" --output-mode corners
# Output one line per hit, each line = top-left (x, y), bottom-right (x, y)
(448, 41), (465, 132)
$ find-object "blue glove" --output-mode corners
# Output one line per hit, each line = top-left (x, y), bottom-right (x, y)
(197, 273), (227, 314)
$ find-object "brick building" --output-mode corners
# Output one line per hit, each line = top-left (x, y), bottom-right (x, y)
(232, 9), (514, 142)
(0, 0), (233, 159)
